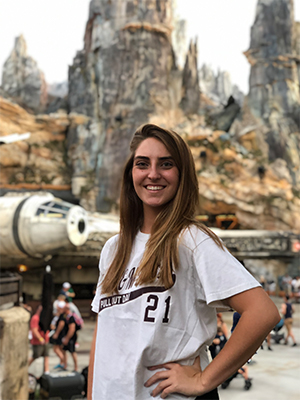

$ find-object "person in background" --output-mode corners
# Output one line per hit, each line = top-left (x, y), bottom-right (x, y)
(209, 313), (229, 359)
(281, 295), (297, 347)
(221, 312), (252, 391)
(260, 332), (273, 351)
(281, 273), (292, 296)
(54, 292), (82, 320)
(209, 327), (227, 360)
(28, 305), (50, 374)
(291, 276), (300, 303)
(88, 124), (280, 400)
(51, 300), (67, 370)
(62, 302), (78, 372)
(53, 294), (67, 315)
(60, 282), (75, 303)
(260, 275), (266, 290)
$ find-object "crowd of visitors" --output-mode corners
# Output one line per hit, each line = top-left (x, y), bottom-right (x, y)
(28, 282), (83, 374)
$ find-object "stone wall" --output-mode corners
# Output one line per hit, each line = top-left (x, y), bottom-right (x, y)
(0, 307), (30, 400)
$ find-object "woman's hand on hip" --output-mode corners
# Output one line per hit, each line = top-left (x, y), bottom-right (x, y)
(144, 356), (202, 398)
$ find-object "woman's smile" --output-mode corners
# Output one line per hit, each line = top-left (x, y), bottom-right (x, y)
(145, 185), (165, 191)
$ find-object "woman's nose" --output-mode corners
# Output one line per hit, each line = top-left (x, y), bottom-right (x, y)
(148, 165), (161, 179)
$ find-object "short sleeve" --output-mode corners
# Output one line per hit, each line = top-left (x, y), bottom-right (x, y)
(193, 237), (260, 309)
(91, 235), (118, 313)
(68, 315), (76, 325)
(30, 315), (39, 330)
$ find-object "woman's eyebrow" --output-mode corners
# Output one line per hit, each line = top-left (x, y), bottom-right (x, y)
(134, 156), (174, 161)
(134, 155), (149, 161)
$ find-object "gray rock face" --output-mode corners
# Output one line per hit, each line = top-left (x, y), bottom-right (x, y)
(243, 0), (300, 188)
(1, 35), (48, 113)
(47, 81), (68, 98)
(245, 0), (300, 120)
(180, 40), (200, 114)
(199, 64), (244, 106)
(68, 0), (198, 212)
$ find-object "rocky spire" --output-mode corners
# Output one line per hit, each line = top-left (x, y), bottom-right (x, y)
(244, 0), (300, 187)
(68, 0), (178, 212)
(180, 39), (200, 114)
(244, 0), (300, 121)
(198, 64), (244, 106)
(1, 35), (48, 113)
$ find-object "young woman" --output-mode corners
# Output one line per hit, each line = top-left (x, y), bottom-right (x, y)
(88, 124), (280, 400)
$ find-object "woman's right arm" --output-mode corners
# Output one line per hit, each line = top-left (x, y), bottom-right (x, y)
(87, 318), (98, 400)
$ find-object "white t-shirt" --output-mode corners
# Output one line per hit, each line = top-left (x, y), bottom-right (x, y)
(91, 226), (260, 399)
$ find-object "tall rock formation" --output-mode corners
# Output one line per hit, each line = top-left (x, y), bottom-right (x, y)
(1, 35), (48, 113)
(199, 64), (244, 106)
(245, 0), (300, 120)
(68, 0), (197, 212)
(244, 0), (300, 186)
(180, 40), (200, 114)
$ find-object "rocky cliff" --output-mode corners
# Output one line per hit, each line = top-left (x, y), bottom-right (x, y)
(0, 0), (299, 232)
(0, 96), (87, 192)
(243, 0), (300, 190)
(68, 0), (192, 212)
(199, 64), (244, 106)
(1, 35), (48, 113)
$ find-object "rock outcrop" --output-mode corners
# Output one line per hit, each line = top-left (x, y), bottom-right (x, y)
(180, 40), (200, 114)
(0, 96), (86, 191)
(68, 0), (198, 212)
(199, 64), (244, 106)
(1, 35), (48, 113)
(243, 0), (300, 188)
(0, 0), (299, 233)
(245, 0), (300, 121)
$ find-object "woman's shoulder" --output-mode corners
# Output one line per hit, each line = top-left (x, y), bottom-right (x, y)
(99, 234), (120, 263)
(179, 224), (212, 249)
(103, 233), (119, 250)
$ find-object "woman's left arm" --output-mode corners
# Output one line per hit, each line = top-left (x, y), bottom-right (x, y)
(146, 287), (280, 398)
(198, 287), (280, 392)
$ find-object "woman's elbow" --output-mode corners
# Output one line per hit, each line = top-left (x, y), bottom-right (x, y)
(267, 303), (281, 330)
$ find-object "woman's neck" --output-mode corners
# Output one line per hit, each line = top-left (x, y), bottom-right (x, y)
(141, 206), (161, 233)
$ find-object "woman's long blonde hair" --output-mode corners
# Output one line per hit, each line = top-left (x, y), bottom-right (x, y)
(101, 124), (223, 294)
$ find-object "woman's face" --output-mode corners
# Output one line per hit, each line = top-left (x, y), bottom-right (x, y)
(132, 138), (179, 217)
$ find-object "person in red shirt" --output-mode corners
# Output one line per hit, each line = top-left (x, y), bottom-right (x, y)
(28, 305), (50, 374)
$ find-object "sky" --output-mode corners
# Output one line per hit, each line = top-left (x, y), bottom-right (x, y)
(0, 0), (300, 94)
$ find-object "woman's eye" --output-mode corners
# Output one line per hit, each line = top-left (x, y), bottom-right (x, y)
(135, 161), (148, 168)
(161, 162), (173, 168)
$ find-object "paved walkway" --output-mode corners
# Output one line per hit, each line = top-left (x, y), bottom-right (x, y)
(28, 297), (300, 400)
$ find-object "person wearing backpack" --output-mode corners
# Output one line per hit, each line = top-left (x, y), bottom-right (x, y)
(62, 303), (78, 371)
(281, 295), (297, 347)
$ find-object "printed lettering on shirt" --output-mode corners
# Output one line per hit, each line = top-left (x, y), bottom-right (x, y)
(118, 267), (136, 291)
(99, 274), (176, 314)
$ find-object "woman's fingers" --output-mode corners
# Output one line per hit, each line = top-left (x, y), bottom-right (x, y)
(145, 358), (203, 397)
(148, 362), (175, 371)
(151, 379), (174, 399)
(144, 370), (170, 387)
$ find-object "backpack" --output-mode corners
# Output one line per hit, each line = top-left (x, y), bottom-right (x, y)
(67, 312), (83, 331)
